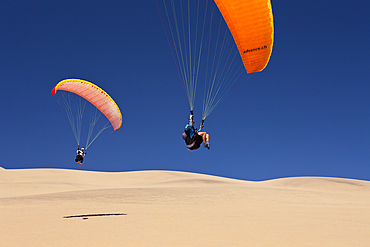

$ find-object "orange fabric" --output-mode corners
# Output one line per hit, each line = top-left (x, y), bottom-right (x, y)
(52, 79), (122, 131)
(214, 0), (274, 73)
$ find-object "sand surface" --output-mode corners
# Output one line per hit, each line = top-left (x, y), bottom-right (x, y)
(1, 167), (369, 246)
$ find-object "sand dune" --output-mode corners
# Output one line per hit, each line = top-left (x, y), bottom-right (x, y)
(1, 167), (369, 246)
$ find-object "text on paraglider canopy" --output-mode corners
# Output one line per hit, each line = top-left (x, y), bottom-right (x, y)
(243, 45), (268, 54)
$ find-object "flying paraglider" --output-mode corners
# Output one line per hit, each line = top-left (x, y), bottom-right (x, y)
(52, 79), (122, 163)
(156, 0), (274, 150)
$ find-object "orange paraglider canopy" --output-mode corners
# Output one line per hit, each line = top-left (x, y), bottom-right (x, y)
(52, 79), (122, 131)
(214, 0), (274, 73)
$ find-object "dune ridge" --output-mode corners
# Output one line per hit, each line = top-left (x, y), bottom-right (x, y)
(1, 167), (369, 247)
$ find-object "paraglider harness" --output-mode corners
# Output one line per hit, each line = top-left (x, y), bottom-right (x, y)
(75, 146), (86, 163)
(182, 118), (204, 150)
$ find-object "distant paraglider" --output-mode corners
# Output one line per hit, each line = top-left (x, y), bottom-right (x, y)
(75, 147), (86, 165)
(52, 79), (122, 163)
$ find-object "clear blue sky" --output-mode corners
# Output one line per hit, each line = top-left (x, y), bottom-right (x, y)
(1, 0), (369, 181)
